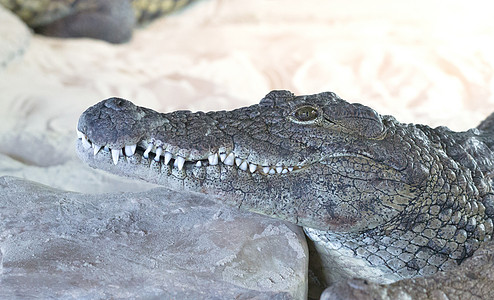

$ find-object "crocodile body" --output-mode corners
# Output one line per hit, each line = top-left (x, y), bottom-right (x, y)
(76, 90), (494, 299)
(0, 0), (195, 43)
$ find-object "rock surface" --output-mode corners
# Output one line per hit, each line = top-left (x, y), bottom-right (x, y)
(0, 176), (308, 299)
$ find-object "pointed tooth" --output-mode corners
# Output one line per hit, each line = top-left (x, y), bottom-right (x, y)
(175, 156), (185, 170)
(269, 168), (276, 175)
(195, 161), (202, 167)
(219, 153), (227, 162)
(164, 151), (173, 165)
(103, 145), (109, 152)
(282, 168), (288, 174)
(77, 130), (84, 139)
(111, 149), (120, 165)
(262, 166), (270, 174)
(288, 167), (294, 172)
(276, 166), (283, 174)
(235, 157), (243, 166)
(143, 144), (153, 158)
(208, 153), (219, 165)
(249, 164), (257, 173)
(239, 161), (248, 171)
(93, 144), (102, 156)
(125, 145), (136, 156)
(154, 147), (163, 161)
(82, 135), (91, 149)
(223, 153), (235, 166)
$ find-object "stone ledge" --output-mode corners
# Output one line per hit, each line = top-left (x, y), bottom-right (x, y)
(0, 176), (308, 299)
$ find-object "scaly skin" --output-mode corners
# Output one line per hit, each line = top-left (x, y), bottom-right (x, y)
(321, 240), (494, 300)
(76, 90), (494, 298)
(0, 0), (195, 43)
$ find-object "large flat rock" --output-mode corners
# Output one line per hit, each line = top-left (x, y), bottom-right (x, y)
(0, 176), (308, 299)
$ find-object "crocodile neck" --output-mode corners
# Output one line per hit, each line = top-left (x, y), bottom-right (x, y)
(305, 124), (494, 283)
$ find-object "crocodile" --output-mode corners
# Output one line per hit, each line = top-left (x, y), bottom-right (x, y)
(76, 90), (494, 299)
(0, 0), (196, 43)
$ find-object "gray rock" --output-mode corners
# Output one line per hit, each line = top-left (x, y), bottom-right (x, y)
(0, 176), (308, 299)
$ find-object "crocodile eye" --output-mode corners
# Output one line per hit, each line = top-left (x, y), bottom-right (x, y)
(293, 106), (319, 122)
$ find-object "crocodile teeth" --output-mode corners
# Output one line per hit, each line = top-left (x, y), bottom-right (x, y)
(125, 145), (136, 156)
(93, 144), (102, 156)
(77, 132), (298, 176)
(223, 153), (235, 166)
(208, 153), (219, 165)
(175, 156), (185, 170)
(82, 135), (91, 149)
(111, 149), (120, 165)
(154, 147), (163, 162)
(143, 144), (153, 159)
(239, 161), (248, 171)
(164, 151), (173, 165)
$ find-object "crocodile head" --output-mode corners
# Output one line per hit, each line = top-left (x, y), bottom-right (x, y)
(76, 90), (429, 232)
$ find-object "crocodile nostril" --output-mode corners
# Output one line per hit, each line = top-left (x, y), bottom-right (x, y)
(104, 97), (133, 111)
